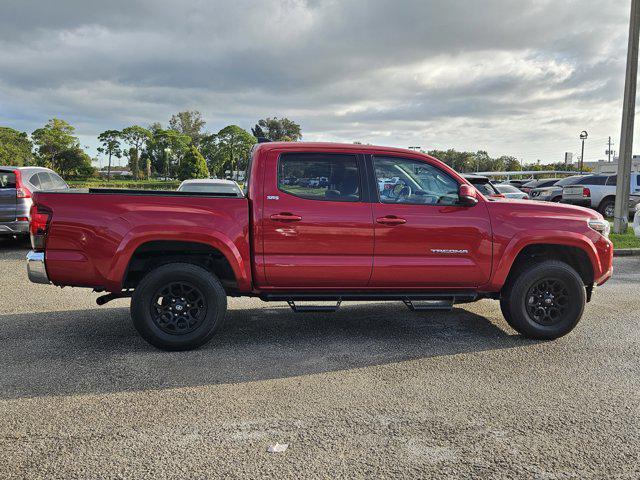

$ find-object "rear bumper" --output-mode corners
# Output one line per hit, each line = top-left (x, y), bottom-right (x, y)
(0, 220), (29, 236)
(26, 251), (51, 284)
(561, 198), (591, 208)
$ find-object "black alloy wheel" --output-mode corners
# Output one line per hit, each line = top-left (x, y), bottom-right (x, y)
(151, 282), (207, 335)
(524, 278), (569, 326)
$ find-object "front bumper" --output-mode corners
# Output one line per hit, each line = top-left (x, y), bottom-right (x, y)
(0, 220), (29, 236)
(26, 251), (51, 284)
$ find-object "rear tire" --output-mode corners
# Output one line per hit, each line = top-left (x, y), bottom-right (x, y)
(131, 263), (227, 351)
(599, 198), (615, 218)
(500, 260), (585, 340)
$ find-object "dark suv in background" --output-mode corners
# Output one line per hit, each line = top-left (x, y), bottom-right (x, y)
(0, 166), (68, 237)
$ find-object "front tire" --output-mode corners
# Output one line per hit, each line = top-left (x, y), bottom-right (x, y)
(131, 263), (227, 351)
(500, 260), (585, 340)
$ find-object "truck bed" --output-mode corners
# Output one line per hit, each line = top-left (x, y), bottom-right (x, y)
(34, 189), (252, 292)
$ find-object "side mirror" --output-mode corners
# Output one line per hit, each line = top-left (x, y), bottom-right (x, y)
(458, 184), (479, 206)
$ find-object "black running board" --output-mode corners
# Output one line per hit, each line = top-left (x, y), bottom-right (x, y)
(260, 291), (477, 313)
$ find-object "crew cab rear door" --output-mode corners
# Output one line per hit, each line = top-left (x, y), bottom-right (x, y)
(261, 149), (374, 287)
(0, 170), (17, 222)
(368, 154), (492, 288)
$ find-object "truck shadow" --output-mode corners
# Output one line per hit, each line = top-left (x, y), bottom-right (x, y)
(0, 303), (533, 400)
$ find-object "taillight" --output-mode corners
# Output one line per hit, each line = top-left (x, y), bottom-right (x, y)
(582, 187), (591, 198)
(29, 204), (51, 251)
(14, 169), (31, 199)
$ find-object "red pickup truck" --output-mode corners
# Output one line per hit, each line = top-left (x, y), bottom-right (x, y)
(26, 142), (614, 350)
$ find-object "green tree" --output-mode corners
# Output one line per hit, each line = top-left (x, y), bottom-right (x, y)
(57, 147), (96, 178)
(178, 145), (209, 181)
(0, 127), (33, 166)
(428, 149), (474, 173)
(204, 125), (257, 179)
(498, 156), (521, 172)
(97, 130), (122, 180)
(253, 117), (301, 142)
(145, 125), (191, 178)
(31, 119), (79, 175)
(169, 111), (206, 147)
(121, 126), (151, 179)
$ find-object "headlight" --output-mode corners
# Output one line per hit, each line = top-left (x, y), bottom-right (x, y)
(588, 219), (610, 238)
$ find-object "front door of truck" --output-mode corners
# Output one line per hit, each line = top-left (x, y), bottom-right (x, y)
(368, 155), (492, 288)
(261, 150), (374, 288)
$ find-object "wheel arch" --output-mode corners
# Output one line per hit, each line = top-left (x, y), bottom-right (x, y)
(487, 232), (601, 293)
(121, 240), (239, 292)
(105, 230), (252, 293)
(502, 243), (594, 291)
(598, 195), (616, 211)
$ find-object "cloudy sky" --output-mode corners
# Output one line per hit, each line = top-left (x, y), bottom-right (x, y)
(0, 0), (635, 165)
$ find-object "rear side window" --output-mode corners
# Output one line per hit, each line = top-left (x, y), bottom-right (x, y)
(278, 153), (361, 202)
(34, 172), (54, 190)
(29, 173), (41, 188)
(49, 172), (68, 189)
(0, 172), (16, 188)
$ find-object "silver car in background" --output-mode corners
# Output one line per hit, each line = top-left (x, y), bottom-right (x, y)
(529, 175), (584, 202)
(495, 184), (529, 199)
(0, 166), (68, 237)
(177, 178), (243, 196)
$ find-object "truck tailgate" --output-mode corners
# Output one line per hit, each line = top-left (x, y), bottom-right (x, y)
(562, 185), (585, 199)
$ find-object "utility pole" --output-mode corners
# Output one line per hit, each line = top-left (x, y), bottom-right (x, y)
(607, 136), (614, 162)
(614, 0), (640, 234)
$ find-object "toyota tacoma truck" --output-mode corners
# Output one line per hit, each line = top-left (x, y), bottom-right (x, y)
(26, 142), (613, 350)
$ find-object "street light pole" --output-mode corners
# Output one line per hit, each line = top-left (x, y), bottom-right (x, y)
(579, 131), (588, 175)
(614, 0), (640, 234)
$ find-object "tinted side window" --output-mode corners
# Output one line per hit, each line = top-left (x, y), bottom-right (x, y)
(278, 153), (361, 202)
(606, 175), (617, 186)
(0, 172), (16, 189)
(373, 156), (459, 205)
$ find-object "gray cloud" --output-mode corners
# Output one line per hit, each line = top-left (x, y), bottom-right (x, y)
(0, 0), (633, 163)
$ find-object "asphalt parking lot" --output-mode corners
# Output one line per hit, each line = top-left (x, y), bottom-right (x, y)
(1, 237), (639, 479)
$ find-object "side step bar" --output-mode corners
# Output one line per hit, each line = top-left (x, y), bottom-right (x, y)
(261, 291), (477, 313)
(287, 300), (342, 313)
(402, 298), (453, 312)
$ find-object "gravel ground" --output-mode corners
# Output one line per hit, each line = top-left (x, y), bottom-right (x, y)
(1, 236), (639, 479)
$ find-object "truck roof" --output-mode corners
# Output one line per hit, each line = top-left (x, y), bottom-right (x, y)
(254, 141), (431, 157)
